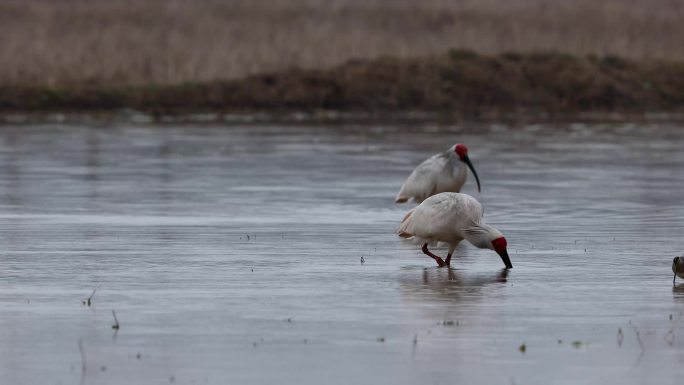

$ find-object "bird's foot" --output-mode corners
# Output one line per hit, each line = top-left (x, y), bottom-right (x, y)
(422, 243), (446, 267)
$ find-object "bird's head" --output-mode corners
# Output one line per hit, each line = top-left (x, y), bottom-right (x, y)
(454, 143), (469, 160)
(453, 144), (481, 193)
(465, 225), (513, 269)
(491, 236), (513, 269)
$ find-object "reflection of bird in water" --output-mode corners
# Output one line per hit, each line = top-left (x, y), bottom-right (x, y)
(395, 144), (481, 204)
(673, 256), (684, 284)
(399, 268), (510, 338)
(673, 284), (684, 296)
(399, 267), (509, 304)
(397, 193), (512, 268)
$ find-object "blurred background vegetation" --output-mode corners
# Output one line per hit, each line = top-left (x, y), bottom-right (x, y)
(1, 0), (682, 87)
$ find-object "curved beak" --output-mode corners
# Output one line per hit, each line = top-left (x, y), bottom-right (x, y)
(462, 155), (481, 193)
(498, 249), (513, 269)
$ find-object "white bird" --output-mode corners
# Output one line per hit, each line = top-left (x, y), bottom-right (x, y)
(395, 143), (481, 204)
(673, 256), (684, 284)
(396, 192), (512, 269)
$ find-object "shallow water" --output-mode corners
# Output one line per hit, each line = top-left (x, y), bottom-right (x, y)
(0, 121), (683, 385)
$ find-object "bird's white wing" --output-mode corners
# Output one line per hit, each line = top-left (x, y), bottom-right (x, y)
(396, 154), (448, 203)
(397, 193), (483, 239)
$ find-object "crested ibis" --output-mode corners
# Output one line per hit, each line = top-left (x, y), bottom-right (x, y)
(395, 144), (481, 204)
(397, 192), (512, 269)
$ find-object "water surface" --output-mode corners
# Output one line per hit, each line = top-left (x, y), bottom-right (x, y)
(0, 121), (683, 385)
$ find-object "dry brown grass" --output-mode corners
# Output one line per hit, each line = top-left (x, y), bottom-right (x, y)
(3, 51), (684, 114)
(1, 0), (683, 87)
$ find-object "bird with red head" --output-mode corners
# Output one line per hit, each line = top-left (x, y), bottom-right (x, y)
(395, 143), (481, 204)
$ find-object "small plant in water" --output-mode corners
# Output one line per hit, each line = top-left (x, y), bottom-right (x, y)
(111, 310), (120, 330)
(519, 343), (526, 353)
(82, 288), (97, 306)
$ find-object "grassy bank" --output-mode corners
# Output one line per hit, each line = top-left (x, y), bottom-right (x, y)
(1, 51), (684, 116)
(1, 0), (683, 88)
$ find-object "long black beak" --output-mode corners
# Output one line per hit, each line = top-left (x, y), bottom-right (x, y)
(498, 249), (513, 269)
(463, 155), (481, 193)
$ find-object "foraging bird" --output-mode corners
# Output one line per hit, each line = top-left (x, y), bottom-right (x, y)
(396, 192), (512, 269)
(673, 256), (684, 284)
(395, 144), (481, 204)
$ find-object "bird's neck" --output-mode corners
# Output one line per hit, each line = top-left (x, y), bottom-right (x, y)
(463, 224), (495, 250)
(445, 155), (465, 175)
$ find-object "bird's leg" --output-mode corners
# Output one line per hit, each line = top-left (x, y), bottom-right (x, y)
(445, 253), (452, 266)
(421, 243), (445, 267)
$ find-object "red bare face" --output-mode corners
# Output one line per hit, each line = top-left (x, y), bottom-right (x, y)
(491, 237), (507, 254)
(454, 144), (468, 160)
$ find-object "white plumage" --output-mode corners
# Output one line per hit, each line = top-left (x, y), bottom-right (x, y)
(395, 143), (481, 204)
(397, 192), (512, 269)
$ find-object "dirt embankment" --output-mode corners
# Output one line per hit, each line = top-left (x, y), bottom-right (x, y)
(2, 51), (684, 116)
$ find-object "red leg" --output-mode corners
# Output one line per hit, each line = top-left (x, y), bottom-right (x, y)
(421, 243), (445, 267)
(445, 253), (452, 266)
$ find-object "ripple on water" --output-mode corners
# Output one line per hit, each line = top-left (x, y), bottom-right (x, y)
(0, 123), (683, 385)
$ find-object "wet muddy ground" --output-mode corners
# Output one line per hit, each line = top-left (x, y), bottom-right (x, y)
(0, 122), (683, 384)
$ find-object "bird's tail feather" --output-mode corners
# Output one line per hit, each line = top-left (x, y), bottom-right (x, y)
(394, 195), (409, 203)
(396, 208), (416, 237)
